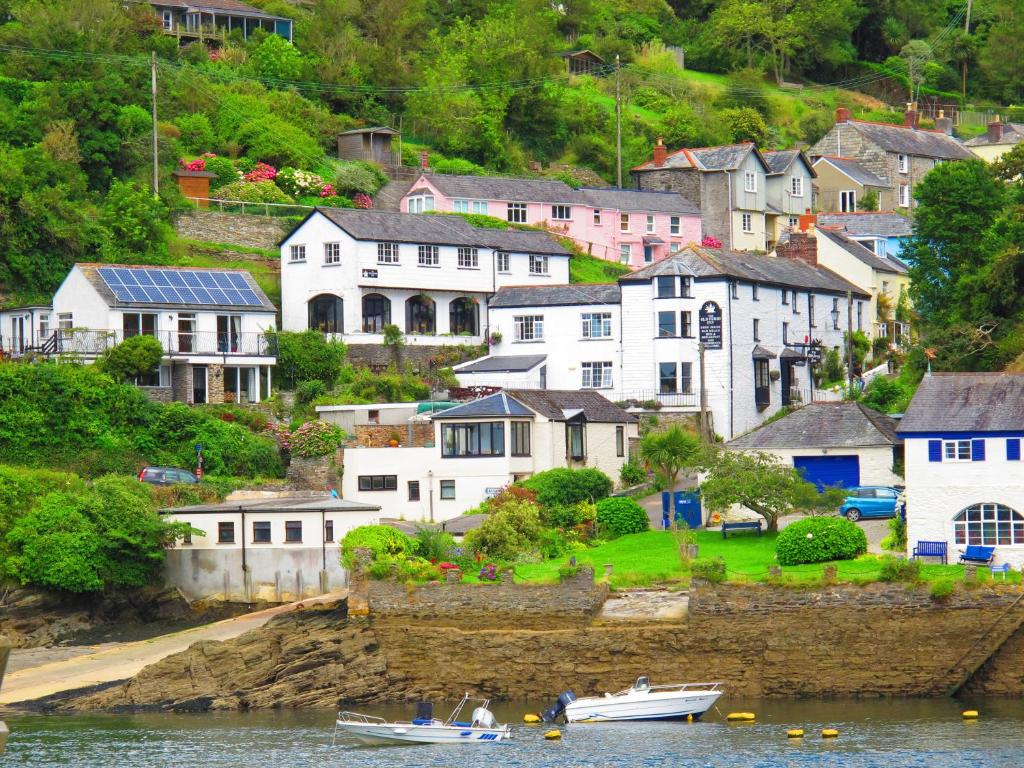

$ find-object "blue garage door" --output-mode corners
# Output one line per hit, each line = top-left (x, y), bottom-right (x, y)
(793, 455), (860, 491)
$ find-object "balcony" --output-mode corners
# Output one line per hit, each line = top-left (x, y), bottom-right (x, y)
(1, 330), (275, 359)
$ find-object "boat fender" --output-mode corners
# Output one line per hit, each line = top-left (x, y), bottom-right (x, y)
(544, 730), (561, 740)
(821, 728), (839, 738)
(787, 729), (804, 738)
(686, 714), (693, 723)
(962, 710), (979, 719)
(726, 712), (756, 722)
(523, 714), (542, 724)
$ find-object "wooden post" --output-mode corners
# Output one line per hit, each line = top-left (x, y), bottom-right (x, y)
(699, 342), (711, 442)
(151, 51), (159, 198)
(615, 54), (622, 188)
(846, 290), (854, 393)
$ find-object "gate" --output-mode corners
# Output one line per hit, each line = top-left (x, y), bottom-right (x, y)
(661, 491), (702, 529)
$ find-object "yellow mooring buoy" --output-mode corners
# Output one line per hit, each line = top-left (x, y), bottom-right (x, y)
(523, 713), (542, 724)
(822, 728), (839, 738)
(962, 710), (979, 720)
(726, 712), (756, 722)
(686, 714), (694, 723)
(787, 729), (804, 738)
(544, 729), (561, 740)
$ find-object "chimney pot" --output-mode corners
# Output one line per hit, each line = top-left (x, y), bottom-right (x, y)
(798, 211), (817, 234)
(653, 137), (667, 168)
(988, 119), (1004, 143)
(835, 106), (850, 124)
(903, 104), (919, 130)
(776, 231), (817, 267)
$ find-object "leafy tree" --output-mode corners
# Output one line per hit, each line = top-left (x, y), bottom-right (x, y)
(269, 330), (347, 389)
(249, 35), (309, 81)
(99, 334), (165, 382)
(858, 189), (879, 211)
(700, 449), (846, 532)
(639, 425), (702, 499)
(520, 467), (612, 507)
(463, 497), (543, 560)
(719, 106), (769, 146)
(99, 180), (170, 261)
(174, 113), (216, 154)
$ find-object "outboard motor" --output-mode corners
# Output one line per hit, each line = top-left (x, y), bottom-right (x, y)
(472, 707), (497, 729)
(541, 690), (576, 723)
(414, 701), (434, 724)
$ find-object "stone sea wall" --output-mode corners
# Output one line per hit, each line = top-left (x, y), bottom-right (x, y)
(58, 579), (1024, 712)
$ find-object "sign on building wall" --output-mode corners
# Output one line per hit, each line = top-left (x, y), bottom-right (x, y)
(699, 301), (722, 349)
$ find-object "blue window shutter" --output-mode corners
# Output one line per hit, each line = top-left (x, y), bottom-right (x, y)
(972, 439), (986, 461)
(928, 440), (942, 462)
(1009, 439), (1021, 461)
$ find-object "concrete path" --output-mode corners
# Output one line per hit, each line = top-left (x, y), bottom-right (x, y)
(0, 593), (345, 706)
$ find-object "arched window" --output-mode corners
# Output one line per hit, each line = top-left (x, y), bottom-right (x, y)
(362, 293), (391, 333)
(405, 294), (435, 334)
(308, 294), (343, 333)
(954, 503), (1024, 546)
(449, 296), (478, 336)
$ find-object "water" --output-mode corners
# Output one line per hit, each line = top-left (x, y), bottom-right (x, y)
(5, 698), (1024, 767)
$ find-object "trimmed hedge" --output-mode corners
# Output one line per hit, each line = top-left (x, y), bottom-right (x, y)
(520, 467), (612, 508)
(341, 524), (416, 567)
(775, 516), (867, 566)
(595, 496), (650, 537)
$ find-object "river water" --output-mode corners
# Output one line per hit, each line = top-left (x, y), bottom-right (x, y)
(5, 698), (1023, 767)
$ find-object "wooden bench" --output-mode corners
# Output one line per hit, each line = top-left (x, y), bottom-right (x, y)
(721, 520), (762, 539)
(959, 545), (995, 566)
(911, 540), (947, 564)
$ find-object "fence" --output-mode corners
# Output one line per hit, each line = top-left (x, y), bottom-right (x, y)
(3, 329), (274, 358)
(184, 197), (314, 218)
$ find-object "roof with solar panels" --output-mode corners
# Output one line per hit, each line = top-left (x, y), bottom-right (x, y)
(74, 263), (277, 313)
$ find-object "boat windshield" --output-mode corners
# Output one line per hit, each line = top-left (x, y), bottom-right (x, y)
(634, 676), (650, 691)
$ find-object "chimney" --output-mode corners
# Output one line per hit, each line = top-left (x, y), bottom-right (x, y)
(988, 117), (1003, 143)
(420, 151), (429, 170)
(653, 136), (667, 168)
(935, 109), (953, 136)
(776, 231), (817, 267)
(798, 208), (816, 234)
(903, 102), (919, 130)
(835, 106), (850, 124)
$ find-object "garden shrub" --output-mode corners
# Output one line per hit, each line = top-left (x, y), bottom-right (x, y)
(296, 379), (327, 404)
(174, 113), (215, 153)
(879, 555), (921, 583)
(463, 498), (542, 560)
(215, 179), (293, 204)
(619, 461), (647, 486)
(542, 500), (595, 530)
(775, 516), (868, 566)
(341, 524), (417, 567)
(520, 467), (612, 508)
(98, 335), (164, 382)
(691, 556), (726, 583)
(204, 155), (238, 190)
(269, 330), (347, 389)
(414, 525), (456, 562)
(333, 161), (388, 196)
(930, 578), (956, 601)
(595, 496), (650, 537)
(289, 421), (345, 458)
(538, 528), (572, 558)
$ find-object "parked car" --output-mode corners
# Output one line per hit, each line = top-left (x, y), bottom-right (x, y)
(138, 466), (199, 486)
(839, 486), (903, 522)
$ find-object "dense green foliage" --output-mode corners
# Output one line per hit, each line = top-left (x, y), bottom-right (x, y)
(98, 334), (165, 382)
(774, 516), (868, 566)
(619, 461), (647, 486)
(520, 467), (612, 508)
(270, 331), (347, 389)
(289, 420), (345, 458)
(639, 425), (702, 494)
(340, 524), (417, 568)
(0, 362), (282, 477)
(463, 497), (544, 560)
(595, 496), (650, 537)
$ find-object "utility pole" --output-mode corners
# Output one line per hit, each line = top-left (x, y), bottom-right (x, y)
(846, 290), (854, 395)
(615, 54), (622, 188)
(698, 342), (710, 442)
(962, 0), (973, 103)
(151, 51), (159, 198)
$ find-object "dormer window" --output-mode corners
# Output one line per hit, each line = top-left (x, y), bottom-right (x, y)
(744, 171), (757, 193)
(407, 193), (435, 213)
(791, 176), (803, 197)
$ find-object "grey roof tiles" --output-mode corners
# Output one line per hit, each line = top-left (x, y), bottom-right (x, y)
(899, 373), (1024, 433)
(816, 212), (913, 238)
(457, 355), (547, 373)
(633, 143), (767, 172)
(814, 156), (888, 187)
(842, 121), (972, 160)
(964, 123), (1024, 147)
(506, 389), (637, 423)
(729, 401), (901, 448)
(817, 228), (908, 274)
(489, 283), (621, 308)
(431, 391), (535, 419)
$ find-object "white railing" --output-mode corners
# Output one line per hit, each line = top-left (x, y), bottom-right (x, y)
(1, 329), (274, 358)
(184, 197), (314, 217)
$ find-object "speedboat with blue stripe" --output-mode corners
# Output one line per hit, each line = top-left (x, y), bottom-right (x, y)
(334, 694), (511, 745)
(546, 677), (723, 723)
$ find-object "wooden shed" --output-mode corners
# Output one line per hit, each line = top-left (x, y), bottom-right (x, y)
(337, 126), (399, 166)
(561, 50), (606, 76)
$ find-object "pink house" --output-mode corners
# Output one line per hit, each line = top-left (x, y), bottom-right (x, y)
(401, 173), (701, 268)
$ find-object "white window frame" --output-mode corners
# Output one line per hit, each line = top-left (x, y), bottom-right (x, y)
(289, 244), (306, 263)
(646, 214), (656, 234)
(743, 170), (757, 193)
(753, 318), (760, 341)
(943, 439), (972, 462)
(453, 199), (470, 213)
(581, 361), (613, 389)
(954, 503), (1024, 546)
(670, 216), (680, 235)
(162, 10), (173, 29)
(38, 313), (50, 340)
(898, 183), (910, 208)
(507, 202), (527, 224)
(324, 242), (341, 265)
(551, 205), (572, 221)
(619, 243), (631, 263)
(57, 313), (73, 330)
(581, 312), (612, 339)
(791, 176), (803, 197)
(529, 254), (549, 275)
(619, 213), (630, 233)
(472, 201), (488, 215)
(408, 194), (435, 213)
(417, 244), (439, 267)
(593, 209), (602, 225)
(495, 251), (510, 272)
(741, 213), (753, 233)
(377, 242), (399, 264)
(898, 154), (909, 174)
(840, 190), (857, 212)
(457, 247), (479, 268)
(513, 315), (543, 342)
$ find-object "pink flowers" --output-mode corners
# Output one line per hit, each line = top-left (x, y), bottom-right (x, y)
(178, 152), (217, 172)
(244, 162), (278, 183)
(353, 192), (373, 209)
(701, 235), (723, 249)
(320, 183), (336, 197)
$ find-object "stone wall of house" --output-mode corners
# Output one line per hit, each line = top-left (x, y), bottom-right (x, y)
(207, 364), (225, 405)
(354, 424), (434, 448)
(62, 581), (1024, 712)
(171, 363), (191, 403)
(140, 386), (173, 403)
(285, 448), (343, 490)
(345, 343), (465, 372)
(173, 211), (290, 251)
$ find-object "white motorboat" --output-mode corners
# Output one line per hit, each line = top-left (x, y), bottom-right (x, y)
(333, 694), (512, 745)
(547, 677), (724, 723)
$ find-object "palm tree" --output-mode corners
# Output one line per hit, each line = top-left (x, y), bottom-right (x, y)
(639, 425), (703, 503)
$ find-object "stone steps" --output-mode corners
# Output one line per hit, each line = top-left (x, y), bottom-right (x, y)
(946, 593), (1024, 696)
(373, 179), (415, 212)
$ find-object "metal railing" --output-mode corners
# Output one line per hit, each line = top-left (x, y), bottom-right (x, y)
(184, 197), (314, 218)
(1, 330), (274, 358)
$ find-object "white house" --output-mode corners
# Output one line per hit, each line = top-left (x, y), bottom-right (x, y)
(341, 389), (638, 521)
(727, 401), (903, 489)
(161, 493), (382, 602)
(0, 263), (277, 404)
(278, 208), (570, 349)
(900, 373), (1024, 568)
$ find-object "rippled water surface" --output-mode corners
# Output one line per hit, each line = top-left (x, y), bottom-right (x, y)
(6, 698), (1024, 767)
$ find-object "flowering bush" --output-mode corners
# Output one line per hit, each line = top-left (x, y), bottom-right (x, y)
(290, 420), (345, 458)
(479, 563), (498, 581)
(215, 179), (293, 204)
(353, 192), (372, 209)
(204, 155), (239, 190)
(263, 423), (292, 451)
(178, 152), (216, 172)
(320, 183), (336, 197)
(243, 161), (277, 183)
(701, 235), (723, 248)
(276, 166), (325, 196)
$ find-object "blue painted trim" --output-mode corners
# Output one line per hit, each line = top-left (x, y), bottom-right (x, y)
(1008, 438), (1021, 461)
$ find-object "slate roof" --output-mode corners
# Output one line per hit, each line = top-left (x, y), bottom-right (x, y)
(76, 263), (276, 313)
(817, 228), (908, 274)
(842, 120), (972, 160)
(816, 212), (913, 238)
(456, 355), (547, 373)
(813, 156), (887, 187)
(431, 391), (534, 419)
(423, 174), (576, 204)
(728, 401), (901, 449)
(621, 245), (870, 297)
(762, 149), (815, 177)
(338, 126), (399, 136)
(899, 373), (1024, 433)
(506, 390), (637, 423)
(577, 187), (700, 214)
(162, 495), (380, 514)
(489, 283), (620, 308)
(964, 123), (1024, 147)
(311, 209), (569, 255)
(151, 0), (285, 17)
(632, 143), (767, 172)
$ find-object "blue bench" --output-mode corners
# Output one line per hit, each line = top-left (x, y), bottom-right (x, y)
(722, 520), (762, 539)
(912, 540), (947, 564)
(959, 545), (995, 566)
(991, 563), (1011, 580)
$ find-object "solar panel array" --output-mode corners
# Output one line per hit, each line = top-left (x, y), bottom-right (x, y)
(96, 267), (265, 307)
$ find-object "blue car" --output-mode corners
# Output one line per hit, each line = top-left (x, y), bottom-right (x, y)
(839, 486), (904, 522)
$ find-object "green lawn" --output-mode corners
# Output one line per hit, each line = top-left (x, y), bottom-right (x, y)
(569, 252), (631, 284)
(513, 529), (1022, 589)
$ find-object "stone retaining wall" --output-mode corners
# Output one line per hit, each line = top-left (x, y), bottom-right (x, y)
(285, 448), (343, 490)
(354, 424), (434, 448)
(173, 211), (289, 251)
